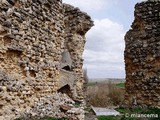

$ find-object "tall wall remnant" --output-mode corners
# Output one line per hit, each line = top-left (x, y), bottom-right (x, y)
(0, 0), (93, 120)
(124, 0), (160, 108)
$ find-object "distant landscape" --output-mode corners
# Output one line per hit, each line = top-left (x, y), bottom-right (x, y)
(89, 78), (125, 83)
(86, 79), (125, 107)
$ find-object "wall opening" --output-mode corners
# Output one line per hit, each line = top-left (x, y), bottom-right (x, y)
(62, 65), (71, 71)
(58, 84), (72, 98)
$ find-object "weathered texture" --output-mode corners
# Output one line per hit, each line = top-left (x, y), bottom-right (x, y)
(0, 0), (93, 120)
(124, 0), (160, 108)
(63, 4), (93, 100)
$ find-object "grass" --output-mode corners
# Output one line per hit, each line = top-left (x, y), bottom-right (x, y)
(97, 115), (121, 120)
(74, 101), (81, 107)
(116, 83), (125, 88)
(97, 107), (160, 120)
(87, 81), (125, 107)
(115, 107), (130, 114)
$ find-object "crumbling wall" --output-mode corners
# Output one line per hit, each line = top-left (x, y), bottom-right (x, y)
(124, 0), (160, 108)
(63, 4), (93, 100)
(0, 0), (93, 120)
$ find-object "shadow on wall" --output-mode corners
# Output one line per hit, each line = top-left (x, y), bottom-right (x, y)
(60, 51), (73, 71)
(58, 84), (73, 98)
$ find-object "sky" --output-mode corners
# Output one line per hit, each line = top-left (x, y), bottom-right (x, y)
(63, 0), (146, 79)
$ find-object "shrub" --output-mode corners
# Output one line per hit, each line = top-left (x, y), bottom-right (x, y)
(87, 81), (125, 107)
(116, 83), (125, 88)
(107, 82), (125, 106)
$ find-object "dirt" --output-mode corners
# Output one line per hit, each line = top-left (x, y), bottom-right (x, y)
(85, 113), (97, 120)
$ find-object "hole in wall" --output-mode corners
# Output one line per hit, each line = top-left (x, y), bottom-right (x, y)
(62, 65), (71, 71)
(58, 84), (72, 98)
(6, 0), (15, 6)
(6, 49), (22, 57)
(60, 107), (67, 113)
(48, 72), (52, 78)
(29, 70), (36, 78)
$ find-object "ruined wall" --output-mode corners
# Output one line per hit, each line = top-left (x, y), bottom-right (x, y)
(63, 4), (93, 100)
(124, 0), (160, 108)
(0, 0), (93, 120)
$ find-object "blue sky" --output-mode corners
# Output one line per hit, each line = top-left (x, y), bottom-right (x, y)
(63, 0), (145, 79)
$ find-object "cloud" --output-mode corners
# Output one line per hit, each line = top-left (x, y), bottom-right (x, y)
(63, 0), (119, 11)
(83, 19), (125, 78)
(85, 19), (124, 51)
(62, 0), (134, 78)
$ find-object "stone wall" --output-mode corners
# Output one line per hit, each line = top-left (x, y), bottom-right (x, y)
(0, 0), (93, 120)
(124, 0), (160, 108)
(63, 4), (93, 100)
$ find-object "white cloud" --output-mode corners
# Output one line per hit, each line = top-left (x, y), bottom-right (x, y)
(62, 0), (133, 78)
(83, 19), (125, 78)
(63, 0), (118, 11)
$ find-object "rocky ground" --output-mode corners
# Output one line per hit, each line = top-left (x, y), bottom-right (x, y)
(85, 112), (97, 120)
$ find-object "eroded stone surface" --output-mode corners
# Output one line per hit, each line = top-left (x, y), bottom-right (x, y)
(0, 0), (93, 119)
(124, 0), (160, 108)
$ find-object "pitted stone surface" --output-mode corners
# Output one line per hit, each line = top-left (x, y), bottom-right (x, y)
(0, 0), (93, 119)
(124, 0), (160, 108)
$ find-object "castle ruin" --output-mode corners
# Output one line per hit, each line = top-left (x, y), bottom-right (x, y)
(0, 0), (93, 119)
(124, 0), (160, 108)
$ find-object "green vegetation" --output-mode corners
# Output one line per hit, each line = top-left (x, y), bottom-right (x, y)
(87, 81), (160, 120)
(97, 115), (121, 120)
(116, 83), (125, 88)
(107, 82), (125, 106)
(15, 118), (22, 120)
(74, 101), (81, 107)
(87, 82), (125, 107)
(115, 107), (130, 114)
(97, 107), (160, 120)
(84, 106), (93, 113)
(141, 108), (160, 120)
